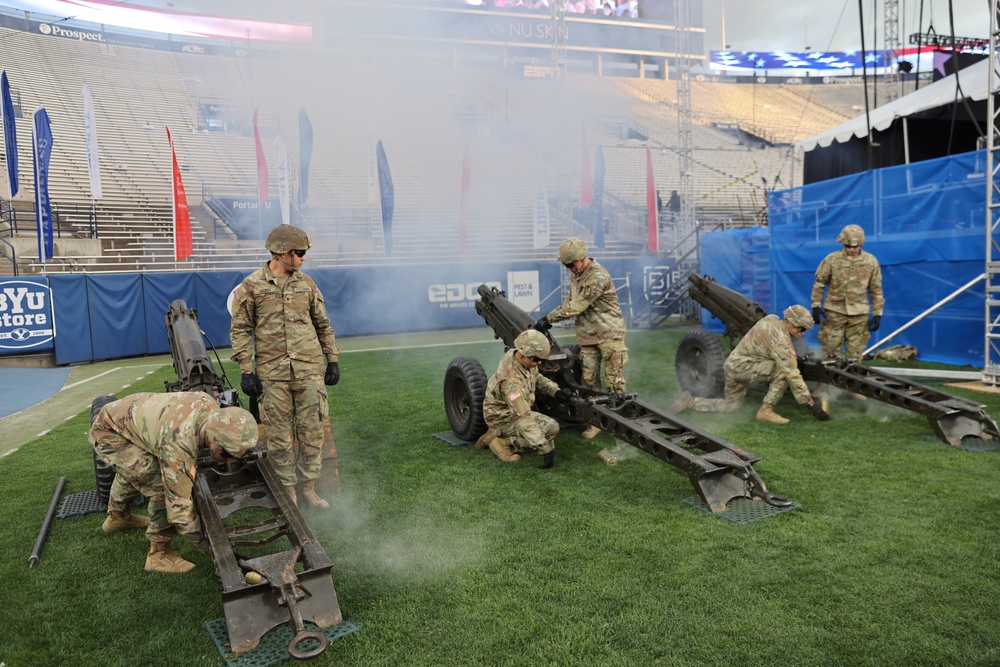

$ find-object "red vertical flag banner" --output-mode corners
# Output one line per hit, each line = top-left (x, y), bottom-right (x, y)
(646, 146), (658, 252)
(167, 127), (193, 261)
(459, 144), (471, 253)
(580, 123), (592, 207)
(253, 108), (269, 205)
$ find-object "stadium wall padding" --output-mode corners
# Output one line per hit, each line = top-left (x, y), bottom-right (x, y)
(7, 259), (666, 365)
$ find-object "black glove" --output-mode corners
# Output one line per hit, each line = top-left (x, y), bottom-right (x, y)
(812, 307), (824, 325)
(324, 361), (340, 386)
(240, 372), (263, 398)
(869, 315), (881, 332)
(533, 316), (552, 332)
(538, 451), (554, 469)
(809, 402), (831, 422)
(554, 388), (573, 401)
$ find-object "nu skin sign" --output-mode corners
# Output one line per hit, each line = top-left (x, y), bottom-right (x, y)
(0, 278), (55, 353)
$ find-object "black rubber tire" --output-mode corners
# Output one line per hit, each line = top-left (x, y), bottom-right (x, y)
(90, 395), (118, 507)
(444, 356), (488, 442)
(675, 330), (727, 398)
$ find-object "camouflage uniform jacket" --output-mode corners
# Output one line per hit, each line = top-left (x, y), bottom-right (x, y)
(811, 248), (884, 317)
(726, 315), (811, 405)
(93, 392), (222, 542)
(230, 263), (340, 380)
(545, 260), (626, 345)
(483, 349), (559, 428)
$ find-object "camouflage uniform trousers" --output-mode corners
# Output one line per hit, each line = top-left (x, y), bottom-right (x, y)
(493, 411), (559, 455)
(91, 427), (184, 545)
(818, 311), (870, 360)
(579, 341), (628, 393)
(261, 374), (328, 487)
(691, 360), (788, 412)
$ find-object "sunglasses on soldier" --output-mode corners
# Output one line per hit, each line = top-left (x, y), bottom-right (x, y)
(290, 249), (307, 258)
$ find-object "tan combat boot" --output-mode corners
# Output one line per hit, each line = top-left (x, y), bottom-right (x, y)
(299, 480), (330, 510)
(668, 391), (696, 414)
(102, 509), (150, 534)
(756, 403), (790, 425)
(475, 429), (497, 450)
(489, 437), (521, 462)
(581, 425), (602, 439)
(144, 542), (196, 574)
(283, 484), (298, 506)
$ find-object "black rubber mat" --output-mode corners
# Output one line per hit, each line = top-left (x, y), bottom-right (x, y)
(682, 495), (801, 524)
(205, 617), (360, 667)
(56, 490), (106, 519)
(432, 431), (471, 447)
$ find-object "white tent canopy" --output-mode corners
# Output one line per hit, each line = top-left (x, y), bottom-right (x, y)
(796, 58), (991, 152)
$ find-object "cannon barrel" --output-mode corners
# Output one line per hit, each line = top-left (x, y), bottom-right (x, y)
(687, 274), (766, 344)
(475, 285), (566, 361)
(164, 299), (230, 401)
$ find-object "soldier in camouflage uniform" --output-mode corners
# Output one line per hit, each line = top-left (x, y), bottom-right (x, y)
(535, 237), (627, 439)
(811, 224), (884, 399)
(89, 392), (257, 573)
(671, 306), (831, 424)
(480, 329), (573, 468)
(230, 224), (341, 510)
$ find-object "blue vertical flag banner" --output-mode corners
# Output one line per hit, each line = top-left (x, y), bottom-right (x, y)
(1, 71), (18, 199)
(593, 145), (605, 249)
(298, 108), (313, 209)
(376, 139), (394, 256)
(82, 84), (102, 199)
(32, 108), (53, 262)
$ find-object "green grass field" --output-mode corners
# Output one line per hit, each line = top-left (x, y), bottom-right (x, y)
(2, 328), (999, 666)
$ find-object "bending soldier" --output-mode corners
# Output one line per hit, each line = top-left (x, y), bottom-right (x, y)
(671, 306), (831, 424)
(479, 329), (573, 468)
(230, 224), (341, 509)
(535, 237), (627, 439)
(89, 392), (257, 573)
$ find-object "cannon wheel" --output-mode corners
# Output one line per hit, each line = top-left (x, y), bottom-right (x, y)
(675, 330), (727, 398)
(444, 356), (488, 442)
(90, 395), (118, 507)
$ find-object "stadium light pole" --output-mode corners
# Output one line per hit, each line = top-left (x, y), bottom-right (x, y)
(983, 0), (1000, 384)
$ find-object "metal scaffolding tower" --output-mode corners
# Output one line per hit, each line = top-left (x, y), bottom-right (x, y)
(673, 0), (695, 253)
(882, 0), (902, 103)
(983, 0), (1000, 384)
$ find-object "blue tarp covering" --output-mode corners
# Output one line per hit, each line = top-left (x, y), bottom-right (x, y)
(764, 149), (986, 366)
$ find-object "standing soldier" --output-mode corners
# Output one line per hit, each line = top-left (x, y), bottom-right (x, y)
(534, 237), (627, 439)
(479, 329), (573, 468)
(811, 224), (884, 399)
(89, 392), (257, 573)
(230, 224), (341, 509)
(671, 306), (831, 424)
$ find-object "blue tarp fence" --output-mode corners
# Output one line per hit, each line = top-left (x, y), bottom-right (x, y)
(1, 257), (670, 365)
(707, 149), (986, 366)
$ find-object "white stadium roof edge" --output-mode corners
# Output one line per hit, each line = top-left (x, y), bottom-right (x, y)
(796, 58), (991, 152)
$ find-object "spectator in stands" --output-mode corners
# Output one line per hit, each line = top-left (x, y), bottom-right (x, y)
(230, 224), (341, 510)
(534, 237), (628, 439)
(670, 306), (830, 424)
(657, 190), (663, 215)
(810, 224), (884, 400)
(90, 392), (257, 573)
(479, 329), (571, 468)
(667, 190), (681, 220)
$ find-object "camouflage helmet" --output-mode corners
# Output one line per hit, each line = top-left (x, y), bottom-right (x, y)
(836, 224), (865, 247)
(783, 304), (814, 331)
(514, 329), (551, 360)
(265, 224), (312, 254)
(557, 237), (588, 264)
(203, 407), (258, 457)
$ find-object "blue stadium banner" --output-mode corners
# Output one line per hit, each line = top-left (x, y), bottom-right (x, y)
(376, 140), (394, 255)
(1, 70), (18, 199)
(0, 277), (54, 353)
(298, 108), (313, 208)
(32, 108), (54, 261)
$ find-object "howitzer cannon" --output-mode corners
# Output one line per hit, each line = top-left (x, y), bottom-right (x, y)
(681, 274), (1000, 446)
(443, 284), (792, 514)
(90, 299), (342, 659)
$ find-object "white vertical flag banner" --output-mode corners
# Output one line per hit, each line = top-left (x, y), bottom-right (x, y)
(272, 134), (289, 226)
(533, 155), (550, 250)
(82, 84), (102, 200)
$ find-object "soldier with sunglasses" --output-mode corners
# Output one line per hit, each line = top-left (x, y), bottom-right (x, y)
(230, 224), (341, 509)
